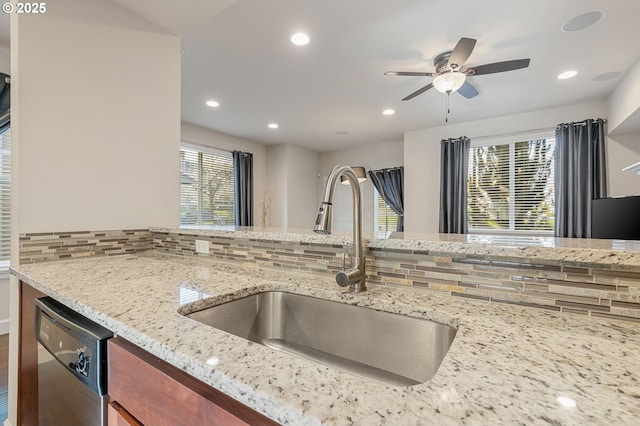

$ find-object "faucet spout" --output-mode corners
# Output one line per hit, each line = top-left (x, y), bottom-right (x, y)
(314, 165), (366, 292)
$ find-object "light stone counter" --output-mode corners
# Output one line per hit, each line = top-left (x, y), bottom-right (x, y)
(12, 252), (640, 425)
(152, 226), (640, 269)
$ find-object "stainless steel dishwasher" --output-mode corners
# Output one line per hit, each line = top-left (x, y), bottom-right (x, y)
(35, 297), (113, 426)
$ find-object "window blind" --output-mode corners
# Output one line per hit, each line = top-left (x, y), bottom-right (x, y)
(180, 145), (235, 227)
(467, 138), (555, 232)
(375, 190), (399, 236)
(0, 129), (10, 267)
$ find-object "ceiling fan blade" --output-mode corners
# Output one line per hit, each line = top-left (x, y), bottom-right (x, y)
(468, 59), (531, 76)
(402, 83), (433, 101)
(447, 37), (476, 69)
(457, 80), (479, 99)
(385, 71), (434, 77)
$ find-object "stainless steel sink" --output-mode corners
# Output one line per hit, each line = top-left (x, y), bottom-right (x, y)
(184, 291), (457, 386)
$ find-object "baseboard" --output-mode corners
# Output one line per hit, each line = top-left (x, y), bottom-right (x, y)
(0, 319), (8, 335)
(3, 419), (11, 426)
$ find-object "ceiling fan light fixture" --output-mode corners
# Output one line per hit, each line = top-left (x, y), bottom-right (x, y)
(433, 71), (466, 94)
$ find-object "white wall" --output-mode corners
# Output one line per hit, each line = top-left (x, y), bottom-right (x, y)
(284, 145), (320, 229)
(0, 44), (9, 74)
(608, 57), (640, 134)
(9, 0), (181, 423)
(267, 144), (288, 227)
(181, 122), (268, 226)
(608, 132), (640, 196)
(319, 140), (403, 236)
(404, 99), (608, 233)
(0, 277), (8, 334)
(266, 144), (319, 230)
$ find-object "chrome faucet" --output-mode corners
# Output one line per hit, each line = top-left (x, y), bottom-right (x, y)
(314, 165), (367, 292)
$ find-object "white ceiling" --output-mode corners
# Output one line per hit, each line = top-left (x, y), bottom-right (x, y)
(6, 1), (640, 151)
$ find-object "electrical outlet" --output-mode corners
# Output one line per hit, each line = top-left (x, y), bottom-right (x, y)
(195, 240), (209, 254)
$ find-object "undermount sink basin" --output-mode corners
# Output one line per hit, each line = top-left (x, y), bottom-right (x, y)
(184, 291), (457, 386)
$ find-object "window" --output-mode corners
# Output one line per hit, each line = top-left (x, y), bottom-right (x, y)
(467, 138), (555, 233)
(0, 129), (9, 269)
(374, 190), (399, 237)
(180, 144), (235, 228)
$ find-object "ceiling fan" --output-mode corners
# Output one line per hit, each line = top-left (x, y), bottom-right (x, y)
(385, 37), (530, 101)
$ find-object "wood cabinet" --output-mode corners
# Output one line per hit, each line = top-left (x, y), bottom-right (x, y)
(107, 337), (278, 426)
(17, 281), (277, 426)
(108, 401), (143, 426)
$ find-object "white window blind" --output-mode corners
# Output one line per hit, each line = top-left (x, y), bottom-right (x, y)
(180, 145), (235, 227)
(0, 129), (10, 268)
(467, 138), (555, 232)
(374, 189), (399, 237)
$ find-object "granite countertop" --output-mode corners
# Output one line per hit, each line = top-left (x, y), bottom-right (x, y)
(151, 226), (640, 269)
(12, 252), (640, 425)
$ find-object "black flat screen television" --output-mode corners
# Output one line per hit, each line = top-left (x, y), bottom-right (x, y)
(591, 196), (640, 240)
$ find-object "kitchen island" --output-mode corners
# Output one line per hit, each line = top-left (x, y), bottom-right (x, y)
(11, 245), (640, 425)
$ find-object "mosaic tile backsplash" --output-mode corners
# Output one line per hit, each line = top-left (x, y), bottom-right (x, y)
(18, 229), (640, 323)
(19, 229), (153, 264)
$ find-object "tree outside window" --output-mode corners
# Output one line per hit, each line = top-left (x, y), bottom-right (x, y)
(467, 138), (555, 233)
(180, 145), (235, 227)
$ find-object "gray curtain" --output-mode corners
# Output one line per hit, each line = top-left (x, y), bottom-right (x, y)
(368, 167), (404, 231)
(439, 137), (470, 233)
(0, 73), (10, 134)
(233, 151), (253, 227)
(554, 119), (607, 238)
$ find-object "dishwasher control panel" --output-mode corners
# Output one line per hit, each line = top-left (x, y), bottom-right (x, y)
(35, 297), (113, 396)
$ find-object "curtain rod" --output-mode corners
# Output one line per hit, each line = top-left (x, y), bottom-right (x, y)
(556, 118), (607, 129)
(469, 118), (607, 142)
(181, 139), (232, 154)
(469, 126), (556, 142)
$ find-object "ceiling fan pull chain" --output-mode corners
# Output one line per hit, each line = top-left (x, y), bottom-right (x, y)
(445, 92), (450, 123)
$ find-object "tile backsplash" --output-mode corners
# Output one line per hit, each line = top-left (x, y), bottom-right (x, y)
(18, 228), (640, 323)
(19, 229), (153, 264)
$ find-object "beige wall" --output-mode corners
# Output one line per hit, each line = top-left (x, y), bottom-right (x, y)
(266, 144), (319, 230)
(404, 99), (608, 233)
(13, 1), (180, 233)
(181, 122), (268, 226)
(9, 0), (181, 423)
(319, 140), (403, 236)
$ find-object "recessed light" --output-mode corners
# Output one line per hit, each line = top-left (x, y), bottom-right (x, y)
(561, 11), (603, 32)
(291, 32), (310, 46)
(382, 109), (395, 116)
(592, 71), (621, 82)
(268, 123), (279, 129)
(557, 70), (577, 80)
(206, 100), (220, 107)
(206, 357), (220, 366)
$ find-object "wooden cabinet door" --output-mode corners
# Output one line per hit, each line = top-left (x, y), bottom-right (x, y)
(108, 401), (143, 426)
(108, 337), (278, 426)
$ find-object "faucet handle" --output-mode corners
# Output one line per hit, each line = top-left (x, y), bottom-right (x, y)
(336, 268), (363, 288)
